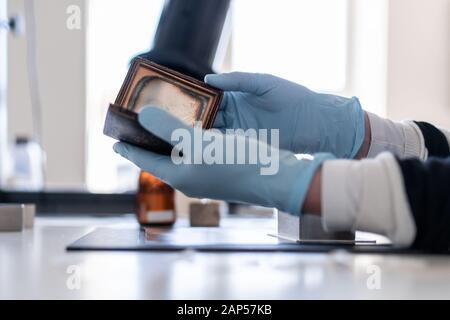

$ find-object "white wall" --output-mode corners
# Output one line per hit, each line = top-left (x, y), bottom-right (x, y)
(0, 0), (8, 186)
(7, 0), (87, 189)
(345, 0), (388, 116)
(387, 0), (450, 128)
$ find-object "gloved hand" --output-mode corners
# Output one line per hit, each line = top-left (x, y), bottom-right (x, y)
(113, 106), (335, 215)
(205, 72), (365, 158)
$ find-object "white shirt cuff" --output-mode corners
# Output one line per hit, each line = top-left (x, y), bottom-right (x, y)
(322, 153), (416, 247)
(367, 112), (427, 160)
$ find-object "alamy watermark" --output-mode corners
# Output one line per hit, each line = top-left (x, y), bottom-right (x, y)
(66, 265), (82, 290)
(66, 5), (81, 30)
(366, 264), (381, 290)
(170, 123), (280, 176)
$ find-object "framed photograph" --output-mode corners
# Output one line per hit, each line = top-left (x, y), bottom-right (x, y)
(104, 58), (222, 155)
(116, 58), (222, 128)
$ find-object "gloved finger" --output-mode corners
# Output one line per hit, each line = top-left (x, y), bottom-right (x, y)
(113, 142), (176, 181)
(205, 72), (267, 95)
(212, 110), (226, 129)
(138, 106), (193, 143)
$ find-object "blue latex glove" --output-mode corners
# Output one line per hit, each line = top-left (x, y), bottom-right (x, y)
(205, 72), (365, 158)
(113, 107), (335, 215)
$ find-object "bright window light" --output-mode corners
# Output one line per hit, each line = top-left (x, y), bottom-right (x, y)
(229, 0), (349, 92)
(86, 0), (164, 193)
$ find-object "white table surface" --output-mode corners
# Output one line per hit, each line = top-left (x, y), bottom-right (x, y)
(1, 215), (450, 300)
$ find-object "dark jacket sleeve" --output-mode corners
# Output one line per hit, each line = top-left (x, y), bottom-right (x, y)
(414, 121), (450, 157)
(398, 122), (450, 252)
(399, 157), (450, 252)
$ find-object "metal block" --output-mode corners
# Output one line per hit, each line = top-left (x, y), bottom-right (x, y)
(23, 204), (35, 229)
(189, 202), (221, 227)
(0, 204), (24, 232)
(277, 211), (355, 244)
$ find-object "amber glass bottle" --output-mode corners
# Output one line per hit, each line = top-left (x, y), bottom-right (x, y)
(136, 171), (176, 226)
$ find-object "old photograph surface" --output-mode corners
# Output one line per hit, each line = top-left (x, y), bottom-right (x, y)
(126, 76), (208, 126)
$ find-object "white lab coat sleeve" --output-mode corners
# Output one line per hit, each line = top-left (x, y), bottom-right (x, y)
(321, 152), (416, 247)
(366, 112), (428, 160)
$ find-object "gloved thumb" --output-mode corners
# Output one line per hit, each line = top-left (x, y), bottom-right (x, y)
(138, 106), (193, 143)
(205, 72), (267, 95)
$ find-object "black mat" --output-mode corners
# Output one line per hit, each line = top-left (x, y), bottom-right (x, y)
(66, 226), (410, 254)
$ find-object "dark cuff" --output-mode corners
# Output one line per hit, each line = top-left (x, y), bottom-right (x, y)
(398, 156), (450, 252)
(414, 122), (450, 158)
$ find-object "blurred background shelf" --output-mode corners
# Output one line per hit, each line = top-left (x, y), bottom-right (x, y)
(0, 190), (135, 214)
